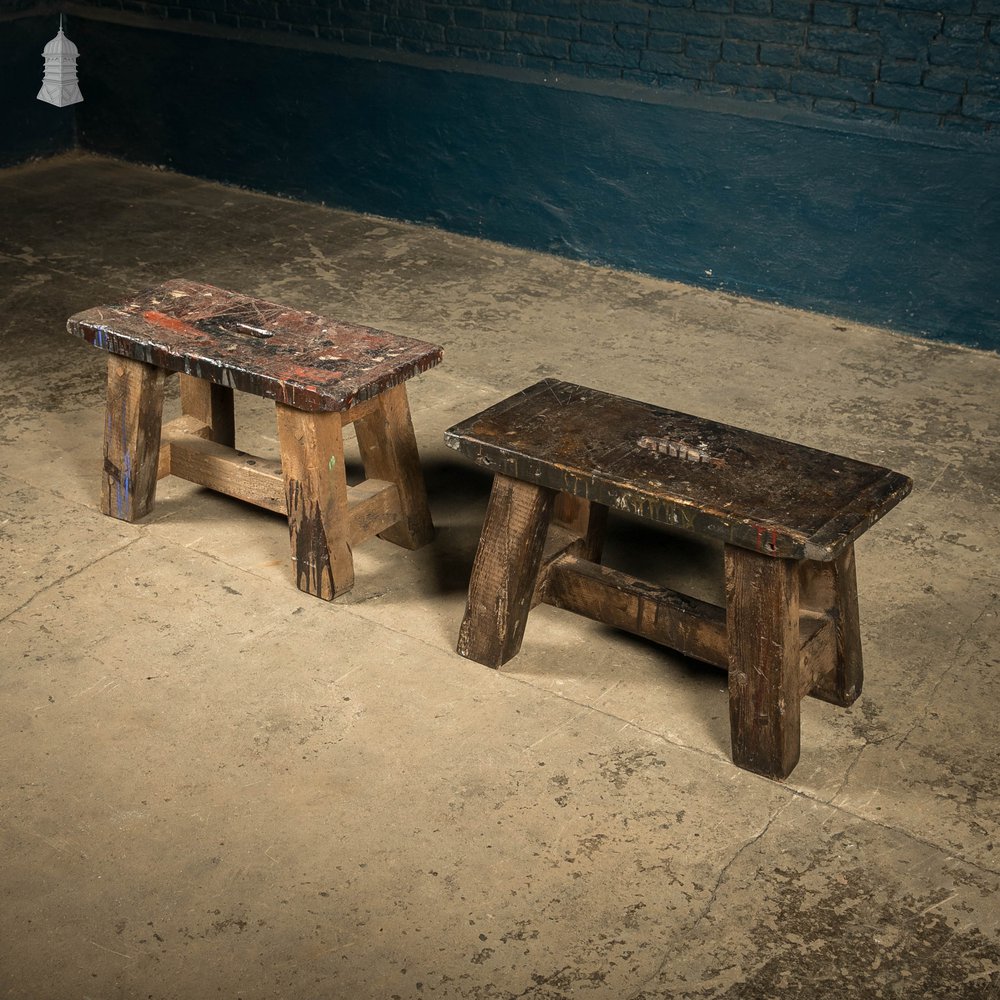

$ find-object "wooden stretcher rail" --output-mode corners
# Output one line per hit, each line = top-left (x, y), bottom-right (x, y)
(538, 551), (836, 702)
(157, 416), (402, 546)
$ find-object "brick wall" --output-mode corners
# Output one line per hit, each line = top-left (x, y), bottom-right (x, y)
(73, 0), (999, 132)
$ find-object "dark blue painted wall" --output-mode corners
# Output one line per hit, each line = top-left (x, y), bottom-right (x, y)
(0, 16), (76, 167)
(74, 20), (1000, 350)
(68, 0), (1000, 137)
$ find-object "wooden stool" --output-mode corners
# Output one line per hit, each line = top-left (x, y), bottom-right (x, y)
(68, 279), (441, 601)
(446, 380), (911, 779)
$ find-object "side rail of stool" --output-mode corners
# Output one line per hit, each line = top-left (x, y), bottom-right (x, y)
(536, 526), (853, 705)
(456, 475), (862, 780)
(157, 409), (404, 548)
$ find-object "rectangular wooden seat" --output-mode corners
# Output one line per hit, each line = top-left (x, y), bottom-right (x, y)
(69, 279), (442, 601)
(446, 379), (912, 779)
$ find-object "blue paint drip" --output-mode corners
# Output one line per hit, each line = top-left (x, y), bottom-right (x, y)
(121, 450), (131, 517)
(119, 399), (130, 517)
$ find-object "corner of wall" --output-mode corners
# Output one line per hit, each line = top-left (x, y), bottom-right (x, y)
(0, 7), (79, 167)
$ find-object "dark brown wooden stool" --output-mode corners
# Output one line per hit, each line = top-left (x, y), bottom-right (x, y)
(446, 379), (911, 779)
(68, 279), (441, 601)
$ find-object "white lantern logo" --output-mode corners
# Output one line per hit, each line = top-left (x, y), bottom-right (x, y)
(37, 17), (83, 108)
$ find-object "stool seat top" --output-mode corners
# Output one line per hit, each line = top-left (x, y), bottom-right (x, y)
(445, 379), (911, 561)
(68, 279), (443, 412)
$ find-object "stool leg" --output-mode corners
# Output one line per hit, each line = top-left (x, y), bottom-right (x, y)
(101, 355), (165, 522)
(458, 475), (555, 668)
(353, 383), (434, 549)
(725, 545), (800, 779)
(180, 374), (235, 446)
(553, 494), (608, 562)
(800, 545), (863, 706)
(275, 404), (354, 601)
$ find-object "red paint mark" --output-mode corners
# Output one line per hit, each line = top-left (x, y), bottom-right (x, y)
(754, 524), (778, 552)
(142, 310), (203, 337)
(754, 525), (779, 553)
(272, 363), (322, 390)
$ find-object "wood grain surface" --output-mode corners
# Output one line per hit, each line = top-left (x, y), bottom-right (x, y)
(445, 379), (911, 561)
(725, 545), (801, 778)
(69, 279), (443, 412)
(101, 355), (166, 522)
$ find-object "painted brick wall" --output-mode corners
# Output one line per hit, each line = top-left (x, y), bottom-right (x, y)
(72, 0), (999, 133)
(0, 16), (77, 166)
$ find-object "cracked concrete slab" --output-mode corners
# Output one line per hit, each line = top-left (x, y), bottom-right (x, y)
(1, 536), (789, 1000)
(633, 800), (1000, 999)
(0, 472), (136, 620)
(1, 152), (999, 998)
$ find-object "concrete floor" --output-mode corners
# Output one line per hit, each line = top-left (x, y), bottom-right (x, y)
(1, 152), (998, 999)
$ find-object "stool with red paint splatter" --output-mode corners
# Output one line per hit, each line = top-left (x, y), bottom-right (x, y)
(445, 380), (911, 779)
(68, 279), (441, 601)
